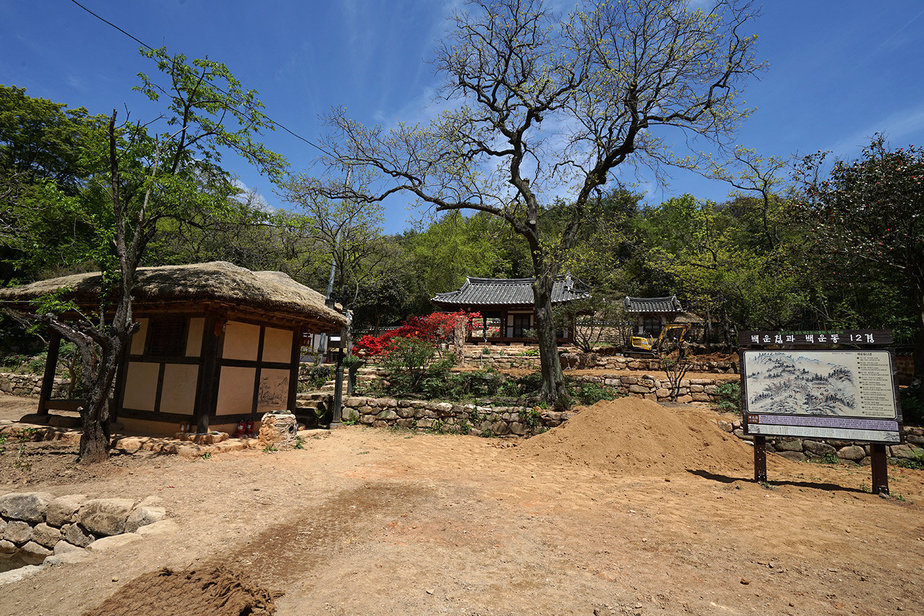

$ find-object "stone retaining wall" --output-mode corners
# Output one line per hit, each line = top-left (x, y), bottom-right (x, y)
(459, 347), (738, 374)
(0, 372), (68, 398)
(341, 396), (571, 437)
(0, 491), (166, 572)
(570, 373), (734, 404)
(717, 419), (924, 465)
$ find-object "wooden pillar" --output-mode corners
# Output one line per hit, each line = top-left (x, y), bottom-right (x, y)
(37, 330), (61, 416)
(870, 444), (889, 495)
(287, 327), (303, 414)
(753, 435), (768, 483)
(194, 313), (220, 434)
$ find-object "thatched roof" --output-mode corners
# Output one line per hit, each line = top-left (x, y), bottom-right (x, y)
(0, 261), (347, 330)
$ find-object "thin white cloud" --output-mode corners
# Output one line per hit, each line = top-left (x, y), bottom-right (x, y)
(829, 103), (924, 155)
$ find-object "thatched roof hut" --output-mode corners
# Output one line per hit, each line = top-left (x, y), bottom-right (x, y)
(1, 262), (345, 436)
(0, 261), (346, 330)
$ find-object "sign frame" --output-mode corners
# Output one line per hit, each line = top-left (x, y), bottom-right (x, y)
(741, 349), (902, 444)
(739, 330), (903, 495)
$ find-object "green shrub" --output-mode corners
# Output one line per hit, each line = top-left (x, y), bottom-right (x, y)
(713, 382), (742, 415)
(301, 364), (334, 391)
(383, 337), (437, 396)
(567, 380), (618, 405)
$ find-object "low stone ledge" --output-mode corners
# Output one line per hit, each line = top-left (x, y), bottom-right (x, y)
(717, 417), (924, 466)
(0, 490), (172, 576)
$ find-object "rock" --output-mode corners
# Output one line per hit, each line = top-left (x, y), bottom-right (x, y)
(656, 388), (671, 398)
(86, 533), (142, 553)
(691, 393), (711, 402)
(776, 451), (807, 462)
(0, 539), (15, 555)
(0, 491), (54, 523)
(717, 420), (734, 433)
(803, 440), (836, 456)
(837, 445), (866, 461)
(135, 519), (178, 537)
(44, 549), (90, 566)
(889, 444), (923, 460)
(375, 410), (399, 421)
(19, 541), (52, 565)
(62, 523), (95, 548)
(125, 506), (167, 533)
(3, 520), (31, 545)
(78, 498), (136, 536)
(176, 445), (200, 459)
(53, 540), (84, 555)
(31, 523), (61, 548)
(775, 438), (803, 452)
(46, 494), (87, 527)
(259, 412), (298, 450)
(0, 564), (42, 586)
(115, 437), (143, 453)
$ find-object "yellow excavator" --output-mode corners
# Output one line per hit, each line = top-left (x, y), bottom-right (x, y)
(628, 323), (690, 357)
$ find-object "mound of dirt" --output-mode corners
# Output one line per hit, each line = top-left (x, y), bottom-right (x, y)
(518, 397), (753, 475)
(82, 566), (280, 616)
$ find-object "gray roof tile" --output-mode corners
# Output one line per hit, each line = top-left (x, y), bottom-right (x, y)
(624, 295), (683, 313)
(433, 277), (588, 307)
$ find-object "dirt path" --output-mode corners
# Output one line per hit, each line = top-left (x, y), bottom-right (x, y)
(1, 395), (922, 615)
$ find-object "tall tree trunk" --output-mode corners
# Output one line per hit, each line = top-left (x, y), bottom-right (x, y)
(532, 275), (569, 410)
(77, 333), (122, 464)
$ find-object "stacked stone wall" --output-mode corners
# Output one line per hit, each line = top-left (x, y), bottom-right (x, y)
(716, 418), (924, 466)
(0, 492), (166, 572)
(341, 396), (570, 437)
(570, 373), (732, 404)
(458, 347), (737, 373)
(0, 373), (68, 398)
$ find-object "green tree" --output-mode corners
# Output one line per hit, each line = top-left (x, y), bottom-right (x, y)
(0, 85), (109, 283)
(795, 135), (924, 395)
(314, 0), (761, 409)
(5, 48), (285, 463)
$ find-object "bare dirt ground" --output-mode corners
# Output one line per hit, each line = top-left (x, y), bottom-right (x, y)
(1, 393), (923, 616)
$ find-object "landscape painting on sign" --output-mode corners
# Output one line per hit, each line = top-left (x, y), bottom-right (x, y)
(746, 352), (858, 416)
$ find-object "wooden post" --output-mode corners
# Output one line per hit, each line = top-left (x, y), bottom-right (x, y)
(753, 435), (767, 483)
(194, 314), (220, 434)
(286, 327), (302, 415)
(37, 331), (61, 416)
(870, 444), (889, 495)
(331, 347), (344, 425)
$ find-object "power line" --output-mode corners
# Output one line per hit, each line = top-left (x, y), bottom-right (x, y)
(69, 0), (331, 158)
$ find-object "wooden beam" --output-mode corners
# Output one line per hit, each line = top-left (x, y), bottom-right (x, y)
(37, 331), (61, 416)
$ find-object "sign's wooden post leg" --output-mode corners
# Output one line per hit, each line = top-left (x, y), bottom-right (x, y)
(870, 444), (889, 495)
(753, 435), (767, 483)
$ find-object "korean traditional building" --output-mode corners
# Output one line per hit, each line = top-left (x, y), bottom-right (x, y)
(624, 295), (685, 335)
(432, 276), (589, 343)
(0, 262), (347, 435)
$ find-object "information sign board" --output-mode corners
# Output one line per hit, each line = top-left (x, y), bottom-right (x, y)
(741, 350), (901, 444)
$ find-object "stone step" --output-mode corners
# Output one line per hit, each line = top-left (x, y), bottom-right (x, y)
(298, 391), (333, 400)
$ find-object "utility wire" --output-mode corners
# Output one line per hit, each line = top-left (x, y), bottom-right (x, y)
(69, 0), (332, 157)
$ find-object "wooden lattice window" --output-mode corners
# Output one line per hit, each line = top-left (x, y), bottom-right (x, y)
(145, 316), (187, 358)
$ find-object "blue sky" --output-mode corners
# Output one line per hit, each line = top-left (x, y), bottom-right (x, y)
(2, 0), (923, 233)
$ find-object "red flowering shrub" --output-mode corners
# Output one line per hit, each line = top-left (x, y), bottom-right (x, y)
(354, 311), (480, 358)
